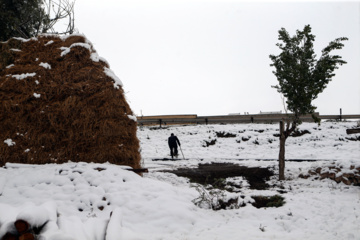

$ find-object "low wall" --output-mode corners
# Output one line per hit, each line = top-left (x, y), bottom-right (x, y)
(137, 113), (360, 126)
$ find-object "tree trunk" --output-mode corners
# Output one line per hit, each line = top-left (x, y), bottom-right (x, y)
(279, 121), (286, 180)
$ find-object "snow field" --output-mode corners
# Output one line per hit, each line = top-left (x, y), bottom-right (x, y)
(0, 121), (359, 239)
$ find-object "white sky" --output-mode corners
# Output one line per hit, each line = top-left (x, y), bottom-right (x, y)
(74, 0), (360, 116)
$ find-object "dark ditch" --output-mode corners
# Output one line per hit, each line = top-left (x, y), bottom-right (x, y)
(164, 162), (285, 209)
(165, 162), (274, 190)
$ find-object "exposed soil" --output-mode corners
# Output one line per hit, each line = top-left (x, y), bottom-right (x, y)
(273, 129), (311, 138)
(215, 131), (236, 138)
(251, 195), (285, 208)
(166, 162), (274, 190)
(346, 136), (360, 141)
(202, 139), (217, 147)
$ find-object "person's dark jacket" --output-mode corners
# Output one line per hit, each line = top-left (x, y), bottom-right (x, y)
(168, 135), (180, 147)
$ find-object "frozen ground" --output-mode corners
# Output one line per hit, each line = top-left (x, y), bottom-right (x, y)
(0, 121), (359, 239)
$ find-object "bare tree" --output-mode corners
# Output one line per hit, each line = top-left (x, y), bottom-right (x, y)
(42, 0), (76, 35)
(0, 0), (76, 41)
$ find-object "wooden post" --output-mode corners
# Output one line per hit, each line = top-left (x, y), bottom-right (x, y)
(14, 220), (30, 234)
(159, 119), (162, 128)
(279, 121), (285, 180)
(340, 108), (342, 121)
(19, 233), (35, 240)
(2, 220), (35, 240)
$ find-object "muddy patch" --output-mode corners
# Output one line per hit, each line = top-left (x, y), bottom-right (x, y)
(165, 162), (274, 190)
(251, 195), (285, 208)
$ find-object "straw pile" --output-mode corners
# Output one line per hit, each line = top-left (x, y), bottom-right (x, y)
(0, 34), (141, 168)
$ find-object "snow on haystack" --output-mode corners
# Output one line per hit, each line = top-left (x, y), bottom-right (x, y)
(0, 34), (140, 168)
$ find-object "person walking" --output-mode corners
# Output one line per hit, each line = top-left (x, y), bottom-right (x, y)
(168, 133), (181, 159)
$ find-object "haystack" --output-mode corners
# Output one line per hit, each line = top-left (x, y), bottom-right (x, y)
(0, 34), (141, 168)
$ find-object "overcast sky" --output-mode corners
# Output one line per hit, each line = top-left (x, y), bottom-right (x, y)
(74, 0), (360, 116)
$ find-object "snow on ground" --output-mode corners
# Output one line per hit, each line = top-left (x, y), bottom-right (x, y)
(140, 121), (359, 169)
(0, 121), (359, 239)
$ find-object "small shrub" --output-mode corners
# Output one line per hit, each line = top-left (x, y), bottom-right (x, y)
(254, 129), (264, 133)
(259, 224), (266, 232)
(212, 178), (226, 190)
(291, 129), (311, 137)
(202, 139), (217, 147)
(242, 136), (251, 141)
(192, 184), (239, 210)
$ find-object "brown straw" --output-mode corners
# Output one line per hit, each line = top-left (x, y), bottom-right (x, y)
(0, 35), (141, 168)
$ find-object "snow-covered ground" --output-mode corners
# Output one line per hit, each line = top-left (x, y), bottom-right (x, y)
(0, 121), (359, 239)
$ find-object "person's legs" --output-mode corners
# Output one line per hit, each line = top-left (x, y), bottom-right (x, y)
(174, 146), (178, 157)
(170, 146), (174, 158)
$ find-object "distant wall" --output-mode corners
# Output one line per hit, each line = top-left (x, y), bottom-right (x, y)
(137, 113), (360, 126)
